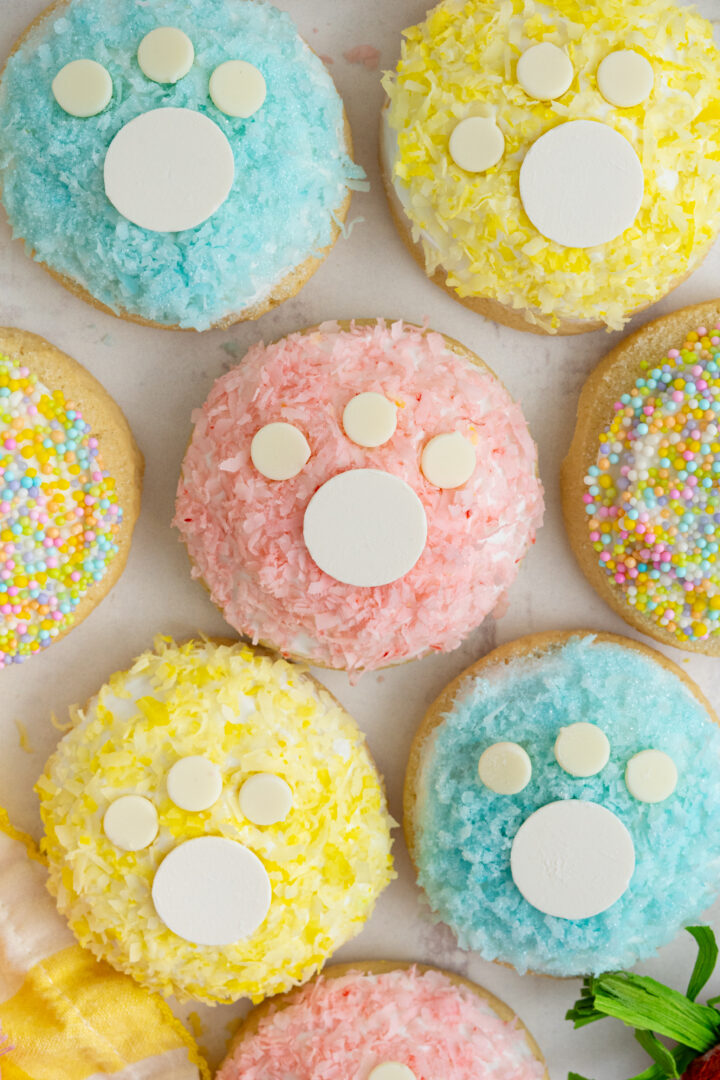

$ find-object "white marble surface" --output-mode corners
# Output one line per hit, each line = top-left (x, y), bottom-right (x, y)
(1, 0), (720, 1075)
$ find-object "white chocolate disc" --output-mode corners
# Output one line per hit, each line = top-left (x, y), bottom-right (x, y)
(209, 60), (266, 119)
(137, 27), (194, 85)
(342, 392), (397, 448)
(104, 107), (234, 232)
(597, 50), (654, 108)
(152, 837), (271, 945)
(250, 422), (311, 480)
(517, 42), (573, 101)
(421, 432), (476, 489)
(167, 755), (223, 812)
(449, 116), (505, 173)
(369, 1065), (417, 1080)
(478, 742), (532, 794)
(303, 469), (427, 587)
(239, 773), (293, 826)
(554, 723), (610, 778)
(519, 120), (644, 248)
(625, 749), (678, 803)
(103, 795), (158, 852)
(52, 59), (112, 118)
(511, 800), (635, 919)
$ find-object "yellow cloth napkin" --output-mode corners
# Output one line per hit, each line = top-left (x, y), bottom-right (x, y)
(0, 808), (210, 1080)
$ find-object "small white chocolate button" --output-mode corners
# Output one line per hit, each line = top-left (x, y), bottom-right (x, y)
(478, 742), (532, 795)
(421, 432), (476, 489)
(342, 392), (397, 448)
(510, 799), (635, 919)
(517, 42), (573, 101)
(303, 469), (427, 587)
(519, 120), (644, 248)
(250, 422), (311, 481)
(103, 795), (158, 852)
(369, 1065), (417, 1080)
(137, 27), (194, 84)
(626, 749), (677, 803)
(167, 755), (222, 812)
(239, 773), (293, 826)
(597, 50), (654, 108)
(449, 116), (505, 173)
(104, 107), (234, 232)
(52, 59), (112, 118)
(554, 722), (610, 778)
(210, 60), (266, 118)
(152, 837), (271, 945)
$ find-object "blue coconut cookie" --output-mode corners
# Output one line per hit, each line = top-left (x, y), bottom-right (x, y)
(0, 0), (365, 330)
(404, 631), (720, 977)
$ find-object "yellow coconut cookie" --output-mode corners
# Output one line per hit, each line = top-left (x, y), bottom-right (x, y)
(381, 0), (720, 334)
(37, 637), (395, 1004)
(0, 327), (142, 668)
(562, 300), (720, 654)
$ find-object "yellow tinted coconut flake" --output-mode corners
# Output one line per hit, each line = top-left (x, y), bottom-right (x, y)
(37, 638), (395, 1004)
(382, 0), (720, 330)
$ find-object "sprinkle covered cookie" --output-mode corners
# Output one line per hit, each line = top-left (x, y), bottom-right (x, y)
(0, 327), (141, 668)
(0, 0), (363, 330)
(217, 962), (548, 1080)
(563, 300), (720, 654)
(174, 320), (543, 675)
(381, 0), (720, 334)
(405, 631), (720, 976)
(37, 638), (395, 1003)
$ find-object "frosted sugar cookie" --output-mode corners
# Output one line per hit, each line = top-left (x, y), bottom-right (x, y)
(174, 320), (544, 675)
(37, 638), (395, 1003)
(381, 0), (720, 334)
(405, 631), (720, 976)
(563, 300), (720, 654)
(0, 327), (141, 668)
(0, 0), (363, 330)
(217, 962), (547, 1080)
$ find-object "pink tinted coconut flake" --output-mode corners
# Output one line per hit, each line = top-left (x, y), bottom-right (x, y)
(174, 321), (543, 673)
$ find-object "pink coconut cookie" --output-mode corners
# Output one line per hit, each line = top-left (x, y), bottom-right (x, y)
(175, 320), (543, 673)
(216, 963), (548, 1080)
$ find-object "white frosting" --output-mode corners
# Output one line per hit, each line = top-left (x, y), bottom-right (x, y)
(103, 795), (158, 852)
(369, 1065), (417, 1080)
(517, 42), (573, 101)
(239, 773), (293, 826)
(342, 392), (397, 448)
(597, 50), (654, 108)
(103, 107), (235, 232)
(448, 116), (505, 173)
(209, 60), (267, 119)
(625, 749), (678, 803)
(151, 836), (271, 945)
(166, 755), (223, 812)
(519, 120), (644, 249)
(421, 432), (476, 489)
(518, 121), (643, 247)
(52, 59), (112, 118)
(137, 27), (194, 85)
(510, 799), (635, 919)
(303, 469), (427, 587)
(478, 742), (532, 795)
(554, 722), (610, 778)
(250, 422), (311, 481)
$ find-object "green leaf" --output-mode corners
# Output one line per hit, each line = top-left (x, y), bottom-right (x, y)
(590, 972), (720, 1052)
(629, 1046), (699, 1080)
(706, 995), (720, 1008)
(686, 927), (719, 1002)
(634, 1029), (679, 1078)
(568, 1072), (594, 1080)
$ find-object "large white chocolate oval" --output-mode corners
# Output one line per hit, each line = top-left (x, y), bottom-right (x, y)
(303, 469), (427, 587)
(519, 120), (644, 248)
(104, 107), (235, 232)
(510, 799), (635, 919)
(151, 836), (271, 945)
